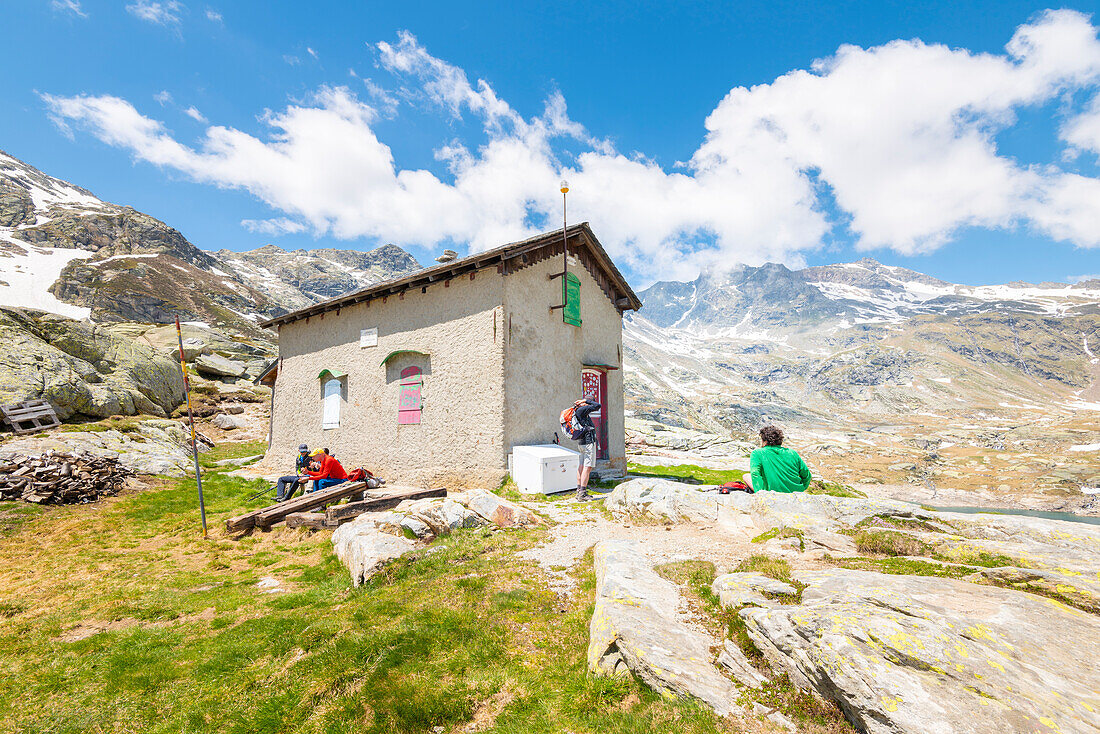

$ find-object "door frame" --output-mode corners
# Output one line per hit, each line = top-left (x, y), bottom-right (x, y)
(581, 367), (609, 460)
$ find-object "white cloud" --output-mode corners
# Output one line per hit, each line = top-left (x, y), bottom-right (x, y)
(40, 11), (1100, 282)
(183, 106), (207, 123)
(205, 7), (221, 22)
(51, 0), (87, 18)
(153, 90), (173, 105)
(241, 218), (307, 235)
(283, 55), (300, 66)
(1068, 273), (1100, 283)
(307, 47), (318, 60)
(126, 0), (183, 26)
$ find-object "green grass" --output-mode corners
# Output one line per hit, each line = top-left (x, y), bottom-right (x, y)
(654, 560), (721, 609)
(750, 527), (805, 551)
(198, 439), (269, 469)
(806, 480), (866, 498)
(0, 502), (47, 539)
(0, 469), (729, 734)
(852, 530), (931, 557)
(932, 548), (1017, 568)
(855, 514), (948, 533)
(734, 554), (794, 584)
(626, 463), (744, 486)
(58, 415), (158, 434)
(829, 555), (974, 579)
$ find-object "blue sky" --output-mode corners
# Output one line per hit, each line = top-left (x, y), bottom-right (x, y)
(5, 0), (1100, 287)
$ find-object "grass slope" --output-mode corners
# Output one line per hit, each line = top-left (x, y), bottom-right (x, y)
(0, 470), (730, 734)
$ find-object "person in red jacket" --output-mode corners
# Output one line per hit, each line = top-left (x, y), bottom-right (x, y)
(303, 448), (348, 492)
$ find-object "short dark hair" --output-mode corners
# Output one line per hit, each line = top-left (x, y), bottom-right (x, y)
(760, 425), (784, 446)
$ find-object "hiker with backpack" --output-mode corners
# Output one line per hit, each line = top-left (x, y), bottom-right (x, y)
(302, 448), (349, 493)
(561, 397), (601, 501)
(275, 443), (313, 501)
(745, 425), (812, 493)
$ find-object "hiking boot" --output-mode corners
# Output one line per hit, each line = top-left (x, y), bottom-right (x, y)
(575, 487), (592, 502)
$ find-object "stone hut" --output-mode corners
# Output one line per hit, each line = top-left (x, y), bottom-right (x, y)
(258, 223), (642, 488)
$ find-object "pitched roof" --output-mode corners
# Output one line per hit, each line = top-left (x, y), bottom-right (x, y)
(259, 222), (641, 328)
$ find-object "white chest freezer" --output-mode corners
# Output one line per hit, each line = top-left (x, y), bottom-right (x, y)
(511, 444), (579, 494)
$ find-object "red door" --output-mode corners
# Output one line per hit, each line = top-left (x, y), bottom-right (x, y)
(581, 368), (609, 460)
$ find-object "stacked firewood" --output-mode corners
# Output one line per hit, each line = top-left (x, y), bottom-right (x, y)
(0, 452), (131, 504)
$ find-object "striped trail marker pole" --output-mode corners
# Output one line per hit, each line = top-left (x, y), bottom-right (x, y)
(175, 316), (207, 537)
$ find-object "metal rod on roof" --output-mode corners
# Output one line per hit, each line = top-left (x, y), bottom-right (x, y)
(549, 180), (571, 310)
(562, 180), (569, 303)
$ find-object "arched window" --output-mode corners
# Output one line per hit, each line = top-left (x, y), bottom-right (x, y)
(398, 366), (422, 424)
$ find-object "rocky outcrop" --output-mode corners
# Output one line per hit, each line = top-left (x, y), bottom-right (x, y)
(604, 478), (1100, 732)
(588, 540), (737, 716)
(0, 308), (184, 419)
(741, 568), (1100, 734)
(194, 354), (246, 378)
(0, 418), (203, 475)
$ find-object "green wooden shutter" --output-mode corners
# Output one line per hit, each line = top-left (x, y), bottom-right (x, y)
(563, 272), (582, 326)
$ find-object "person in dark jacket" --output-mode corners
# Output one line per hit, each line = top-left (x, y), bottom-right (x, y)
(275, 444), (311, 501)
(572, 397), (601, 501)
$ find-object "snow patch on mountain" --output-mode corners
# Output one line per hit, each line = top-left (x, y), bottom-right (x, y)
(0, 238), (92, 318)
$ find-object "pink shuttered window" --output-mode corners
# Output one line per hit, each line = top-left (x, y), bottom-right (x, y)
(398, 366), (422, 424)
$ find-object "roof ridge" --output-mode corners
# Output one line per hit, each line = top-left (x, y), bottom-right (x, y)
(259, 223), (640, 329)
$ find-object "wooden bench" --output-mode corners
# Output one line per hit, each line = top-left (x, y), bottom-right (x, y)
(0, 400), (60, 435)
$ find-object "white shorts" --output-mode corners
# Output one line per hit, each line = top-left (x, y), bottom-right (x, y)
(580, 442), (597, 468)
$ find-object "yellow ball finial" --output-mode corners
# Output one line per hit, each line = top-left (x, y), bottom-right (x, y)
(560, 179), (570, 194)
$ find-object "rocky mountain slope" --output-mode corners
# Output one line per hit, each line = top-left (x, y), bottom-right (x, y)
(0, 150), (421, 333)
(214, 243), (420, 312)
(626, 259), (1100, 431)
(625, 259), (1100, 499)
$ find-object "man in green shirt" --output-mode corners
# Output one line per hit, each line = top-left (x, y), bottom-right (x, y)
(745, 425), (812, 493)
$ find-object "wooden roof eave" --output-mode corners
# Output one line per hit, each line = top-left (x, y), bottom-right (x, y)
(259, 223), (641, 329)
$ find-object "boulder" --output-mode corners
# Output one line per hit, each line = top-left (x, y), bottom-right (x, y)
(741, 567), (1100, 734)
(399, 515), (433, 539)
(466, 490), (539, 527)
(177, 338), (206, 361)
(0, 308), (184, 420)
(588, 540), (737, 717)
(605, 477), (725, 523)
(193, 353), (246, 378)
(712, 572), (798, 608)
(332, 517), (417, 586)
(415, 499), (487, 534)
(211, 413), (245, 430)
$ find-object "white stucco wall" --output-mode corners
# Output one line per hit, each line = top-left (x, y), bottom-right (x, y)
(502, 248), (627, 472)
(270, 272), (507, 488)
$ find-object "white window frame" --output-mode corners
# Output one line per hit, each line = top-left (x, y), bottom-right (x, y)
(322, 377), (342, 429)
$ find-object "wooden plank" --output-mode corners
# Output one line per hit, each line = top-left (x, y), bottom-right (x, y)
(285, 512), (328, 530)
(253, 481), (369, 528)
(225, 480), (367, 532)
(325, 487), (447, 524)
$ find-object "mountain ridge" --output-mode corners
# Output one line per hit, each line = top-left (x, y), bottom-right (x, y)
(0, 150), (422, 332)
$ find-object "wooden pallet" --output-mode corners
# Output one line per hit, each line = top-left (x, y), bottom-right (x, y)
(0, 400), (60, 435)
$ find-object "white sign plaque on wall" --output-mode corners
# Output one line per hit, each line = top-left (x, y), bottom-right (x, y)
(360, 328), (378, 348)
